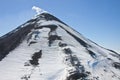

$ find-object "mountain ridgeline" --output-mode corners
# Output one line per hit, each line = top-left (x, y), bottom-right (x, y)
(0, 13), (120, 80)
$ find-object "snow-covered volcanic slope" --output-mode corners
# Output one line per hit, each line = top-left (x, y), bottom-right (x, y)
(0, 13), (120, 80)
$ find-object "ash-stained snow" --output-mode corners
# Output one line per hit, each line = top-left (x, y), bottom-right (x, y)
(0, 13), (120, 80)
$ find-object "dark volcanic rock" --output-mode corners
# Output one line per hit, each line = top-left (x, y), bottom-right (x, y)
(48, 35), (62, 46)
(112, 62), (120, 70)
(87, 49), (97, 59)
(29, 50), (42, 66)
(58, 42), (67, 47)
(0, 23), (36, 61)
(63, 48), (72, 54)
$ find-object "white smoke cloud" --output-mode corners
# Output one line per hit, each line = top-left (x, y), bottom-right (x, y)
(32, 6), (47, 15)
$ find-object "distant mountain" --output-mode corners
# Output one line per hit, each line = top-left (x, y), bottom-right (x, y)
(0, 12), (120, 80)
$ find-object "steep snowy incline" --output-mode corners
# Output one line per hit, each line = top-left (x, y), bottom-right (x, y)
(0, 13), (120, 80)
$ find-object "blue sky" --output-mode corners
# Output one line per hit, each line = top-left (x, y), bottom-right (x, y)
(0, 0), (120, 53)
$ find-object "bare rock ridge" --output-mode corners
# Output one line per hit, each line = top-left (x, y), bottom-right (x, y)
(0, 13), (120, 80)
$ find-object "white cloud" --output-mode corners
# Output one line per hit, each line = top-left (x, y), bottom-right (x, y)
(32, 6), (47, 15)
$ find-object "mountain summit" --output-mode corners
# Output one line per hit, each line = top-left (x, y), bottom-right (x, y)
(0, 12), (120, 80)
